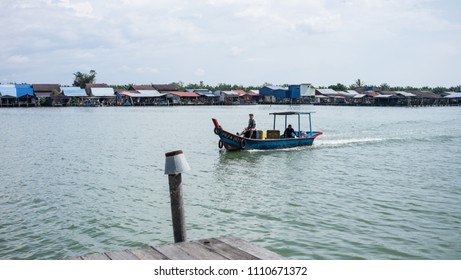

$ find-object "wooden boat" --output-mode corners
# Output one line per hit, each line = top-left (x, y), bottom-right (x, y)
(212, 111), (323, 151)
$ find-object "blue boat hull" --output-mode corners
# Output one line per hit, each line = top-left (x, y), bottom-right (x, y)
(214, 128), (322, 151)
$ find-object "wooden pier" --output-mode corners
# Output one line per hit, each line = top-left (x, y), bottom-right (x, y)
(67, 235), (286, 260)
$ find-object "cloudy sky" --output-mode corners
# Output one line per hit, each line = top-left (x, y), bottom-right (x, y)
(1, 0), (460, 87)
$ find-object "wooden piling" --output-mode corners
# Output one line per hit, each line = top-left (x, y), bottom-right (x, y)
(165, 150), (190, 243)
(168, 173), (186, 243)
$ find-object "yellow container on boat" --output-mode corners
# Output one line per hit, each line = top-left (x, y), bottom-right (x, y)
(266, 130), (280, 139)
(255, 130), (265, 139)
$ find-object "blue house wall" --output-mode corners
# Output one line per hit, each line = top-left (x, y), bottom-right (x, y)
(259, 86), (274, 96)
(288, 85), (300, 98)
(272, 89), (288, 98)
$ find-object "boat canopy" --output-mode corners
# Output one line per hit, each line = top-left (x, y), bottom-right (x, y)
(269, 111), (316, 132)
(269, 111), (315, 116)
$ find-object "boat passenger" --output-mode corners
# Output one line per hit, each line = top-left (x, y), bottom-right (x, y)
(284, 124), (296, 138)
(244, 113), (256, 138)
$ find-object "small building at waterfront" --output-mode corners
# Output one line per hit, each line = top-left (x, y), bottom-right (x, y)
(217, 90), (240, 105)
(0, 84), (18, 106)
(0, 84), (35, 107)
(190, 89), (219, 105)
(260, 86), (288, 99)
(444, 92), (461, 105)
(86, 83), (116, 106)
(62, 86), (88, 106)
(167, 91), (199, 105)
(33, 84), (66, 106)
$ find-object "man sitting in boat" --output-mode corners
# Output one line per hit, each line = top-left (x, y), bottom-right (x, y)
(284, 124), (296, 138)
(244, 113), (256, 138)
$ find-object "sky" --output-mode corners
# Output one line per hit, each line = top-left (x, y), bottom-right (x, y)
(1, 0), (460, 88)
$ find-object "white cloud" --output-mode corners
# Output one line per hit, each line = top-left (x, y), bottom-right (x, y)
(233, 1), (343, 33)
(229, 47), (244, 57)
(51, 0), (94, 18)
(1, 0), (460, 86)
(6, 55), (30, 64)
(295, 14), (342, 33)
(194, 68), (206, 77)
(135, 67), (159, 74)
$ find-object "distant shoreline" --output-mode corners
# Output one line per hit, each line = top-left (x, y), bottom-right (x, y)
(1, 102), (460, 108)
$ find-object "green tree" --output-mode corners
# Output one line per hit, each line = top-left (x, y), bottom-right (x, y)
(73, 70), (97, 89)
(379, 83), (390, 91)
(328, 83), (347, 91)
(420, 86), (432, 92)
(172, 81), (185, 91)
(39, 97), (47, 105)
(390, 85), (404, 91)
(433, 87), (448, 94)
(449, 85), (461, 92)
(405, 86), (418, 91)
(50, 89), (60, 96)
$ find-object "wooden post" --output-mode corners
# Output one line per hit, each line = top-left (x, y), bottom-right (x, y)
(165, 150), (191, 243)
(168, 173), (186, 243)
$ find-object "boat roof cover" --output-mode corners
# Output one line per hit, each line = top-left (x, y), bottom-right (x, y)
(269, 111), (315, 115)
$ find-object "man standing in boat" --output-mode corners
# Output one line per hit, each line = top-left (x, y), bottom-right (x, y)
(245, 113), (256, 138)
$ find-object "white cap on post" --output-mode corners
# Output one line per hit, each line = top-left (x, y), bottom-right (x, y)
(165, 150), (191, 175)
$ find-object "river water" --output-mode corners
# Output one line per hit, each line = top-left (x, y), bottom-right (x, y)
(0, 105), (460, 259)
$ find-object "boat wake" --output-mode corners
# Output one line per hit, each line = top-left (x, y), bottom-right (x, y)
(240, 137), (390, 153)
(315, 137), (390, 147)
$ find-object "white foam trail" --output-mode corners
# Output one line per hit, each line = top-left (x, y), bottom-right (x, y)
(316, 137), (386, 147)
(238, 137), (393, 152)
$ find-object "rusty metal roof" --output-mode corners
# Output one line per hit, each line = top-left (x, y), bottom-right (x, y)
(168, 91), (199, 97)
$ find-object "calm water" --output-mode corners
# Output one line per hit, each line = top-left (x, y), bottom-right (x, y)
(0, 105), (460, 259)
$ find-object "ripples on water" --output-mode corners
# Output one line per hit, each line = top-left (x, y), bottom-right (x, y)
(0, 106), (460, 259)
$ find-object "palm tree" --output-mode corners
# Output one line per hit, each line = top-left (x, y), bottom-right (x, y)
(355, 79), (364, 88)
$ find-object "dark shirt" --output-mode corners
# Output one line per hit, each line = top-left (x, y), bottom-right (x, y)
(284, 127), (295, 138)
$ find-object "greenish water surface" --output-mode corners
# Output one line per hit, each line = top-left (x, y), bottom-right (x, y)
(0, 105), (460, 259)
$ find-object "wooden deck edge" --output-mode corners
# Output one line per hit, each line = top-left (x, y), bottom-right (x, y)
(64, 235), (286, 260)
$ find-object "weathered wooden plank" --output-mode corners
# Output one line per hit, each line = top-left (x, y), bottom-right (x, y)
(217, 235), (286, 260)
(64, 256), (83, 260)
(67, 235), (286, 260)
(106, 250), (140, 260)
(175, 241), (228, 260)
(194, 238), (259, 260)
(81, 253), (110, 260)
(154, 243), (195, 260)
(129, 247), (168, 260)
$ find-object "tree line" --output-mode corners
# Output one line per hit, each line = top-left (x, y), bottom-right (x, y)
(73, 71), (460, 94)
(326, 79), (460, 94)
